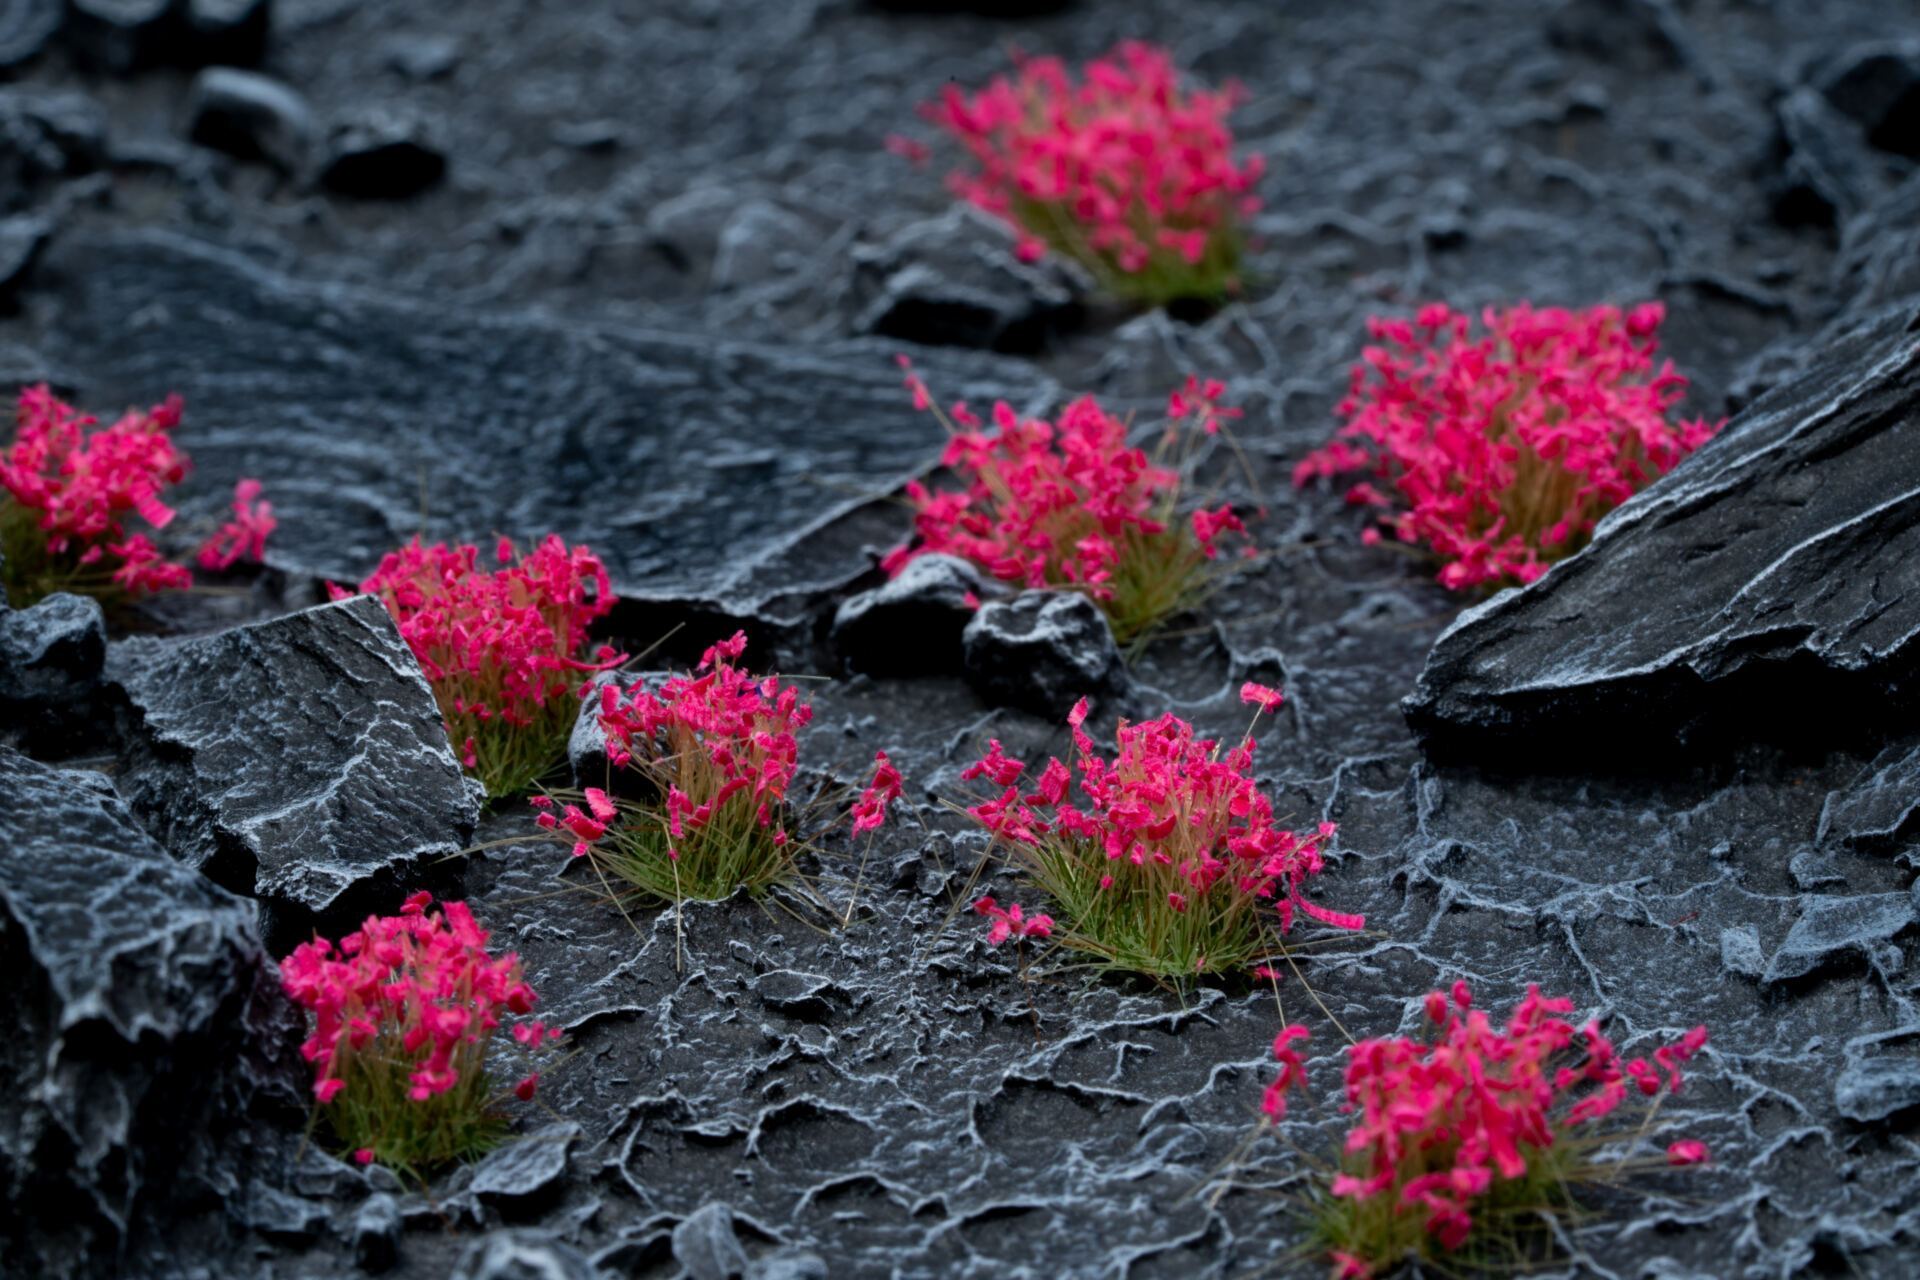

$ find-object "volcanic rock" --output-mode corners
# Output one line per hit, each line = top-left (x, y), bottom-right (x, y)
(1834, 1028), (1920, 1122)
(0, 746), (291, 1275)
(452, 1229), (597, 1280)
(468, 1123), (579, 1204)
(1818, 741), (1920, 860)
(1, 88), (107, 205)
(187, 68), (316, 176)
(25, 230), (1045, 615)
(0, 0), (59, 69)
(962, 590), (1125, 718)
(107, 594), (479, 938)
(674, 1202), (751, 1280)
(0, 591), (105, 750)
(850, 208), (1085, 353)
(831, 553), (986, 677)
(1405, 301), (1920, 757)
(320, 110), (447, 199)
(351, 1192), (402, 1272)
(1762, 891), (1916, 985)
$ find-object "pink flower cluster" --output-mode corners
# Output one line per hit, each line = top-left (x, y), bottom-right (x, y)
(346, 535), (623, 769)
(279, 891), (557, 1106)
(0, 384), (270, 596)
(1293, 303), (1722, 589)
(197, 478), (278, 570)
(973, 895), (1054, 945)
(916, 42), (1262, 290)
(852, 750), (903, 837)
(965, 693), (1362, 938)
(596, 631), (814, 849)
(885, 360), (1243, 596)
(1266, 983), (1708, 1264)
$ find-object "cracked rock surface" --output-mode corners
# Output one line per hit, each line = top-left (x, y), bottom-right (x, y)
(0, 0), (1917, 1278)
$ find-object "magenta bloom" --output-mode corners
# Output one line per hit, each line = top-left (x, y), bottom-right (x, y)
(196, 478), (276, 570)
(1294, 302), (1722, 590)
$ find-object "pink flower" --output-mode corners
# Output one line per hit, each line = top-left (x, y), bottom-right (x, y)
(974, 896), (1054, 945)
(315, 1077), (345, 1104)
(1261, 1025), (1311, 1120)
(1294, 302), (1723, 589)
(354, 1148), (375, 1166)
(1665, 1139), (1709, 1166)
(195, 477), (276, 570)
(909, 44), (1260, 296)
(1239, 681), (1284, 714)
(851, 750), (904, 836)
(514, 1073), (540, 1102)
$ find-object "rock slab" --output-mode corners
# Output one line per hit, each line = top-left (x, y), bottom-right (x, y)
(108, 593), (478, 934)
(1406, 302), (1920, 756)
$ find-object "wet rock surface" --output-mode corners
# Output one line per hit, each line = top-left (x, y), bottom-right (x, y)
(107, 595), (479, 942)
(0, 1), (1915, 1278)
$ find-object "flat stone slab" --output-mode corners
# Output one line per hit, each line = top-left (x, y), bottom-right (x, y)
(108, 593), (478, 929)
(24, 230), (1048, 615)
(1405, 302), (1920, 755)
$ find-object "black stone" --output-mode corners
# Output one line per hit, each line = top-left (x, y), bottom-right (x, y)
(467, 1123), (579, 1203)
(0, 591), (105, 750)
(1819, 40), (1920, 159)
(187, 68), (316, 176)
(184, 0), (273, 68)
(0, 746), (293, 1275)
(63, 0), (175, 72)
(674, 1202), (750, 1280)
(1405, 303), (1920, 759)
(1835, 1028), (1920, 1122)
(961, 591), (1125, 719)
(1818, 741), (1920, 861)
(351, 1192), (401, 1272)
(850, 209), (1086, 354)
(1763, 891), (1916, 985)
(451, 1229), (597, 1280)
(1769, 86), (1879, 229)
(831, 553), (987, 677)
(0, 0), (60, 69)
(319, 111), (447, 199)
(1, 89), (107, 209)
(106, 594), (479, 939)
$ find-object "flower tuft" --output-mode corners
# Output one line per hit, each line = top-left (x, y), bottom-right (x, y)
(196, 478), (276, 570)
(909, 43), (1262, 306)
(1294, 302), (1722, 590)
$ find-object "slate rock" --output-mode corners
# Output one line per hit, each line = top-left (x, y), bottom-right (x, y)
(1819, 40), (1920, 159)
(381, 32), (459, 81)
(0, 212), (48, 300)
(1719, 924), (1765, 979)
(64, 0), (175, 72)
(1835, 172), (1920, 319)
(27, 231), (1045, 615)
(567, 670), (622, 792)
(746, 1253), (828, 1280)
(187, 68), (316, 176)
(1763, 891), (1916, 985)
(1769, 86), (1880, 228)
(673, 1202), (750, 1280)
(352, 1191), (401, 1272)
(962, 590), (1125, 718)
(850, 208), (1085, 353)
(320, 110), (447, 199)
(451, 1228), (597, 1280)
(107, 594), (479, 938)
(468, 1124), (580, 1203)
(1834, 1046), (1920, 1124)
(0, 0), (60, 69)
(0, 747), (290, 1273)
(1817, 739), (1920, 859)
(711, 200), (814, 291)
(1405, 303), (1920, 757)
(0, 591), (105, 748)
(1, 88), (107, 205)
(752, 969), (836, 1021)
(645, 184), (742, 268)
(831, 553), (986, 677)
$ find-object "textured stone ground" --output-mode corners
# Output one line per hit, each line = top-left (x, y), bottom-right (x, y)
(2, 2), (1917, 1278)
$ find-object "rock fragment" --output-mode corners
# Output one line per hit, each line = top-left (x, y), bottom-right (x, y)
(1763, 891), (1916, 985)
(831, 553), (986, 677)
(320, 110), (447, 199)
(0, 0), (59, 69)
(962, 590), (1125, 718)
(187, 68), (316, 176)
(107, 594), (478, 938)
(451, 1229), (597, 1280)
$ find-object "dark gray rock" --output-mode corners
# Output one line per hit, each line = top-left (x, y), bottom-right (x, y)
(107, 594), (479, 937)
(1405, 303), (1920, 757)
(1719, 924), (1765, 979)
(452, 1228), (597, 1280)
(1763, 891), (1916, 984)
(1836, 173), (1920, 318)
(566, 670), (620, 792)
(320, 110), (447, 199)
(468, 1124), (579, 1203)
(187, 68), (316, 176)
(1770, 86), (1880, 228)
(850, 208), (1085, 354)
(351, 1191), (401, 1272)
(1, 89), (107, 208)
(1835, 1032), (1920, 1123)
(711, 200), (815, 291)
(0, 591), (105, 749)
(1818, 740), (1920, 861)
(752, 969), (837, 1021)
(746, 1253), (828, 1280)
(831, 553), (986, 677)
(1819, 40), (1920, 159)
(673, 1202), (749, 1280)
(64, 0), (174, 72)
(962, 590), (1124, 719)
(0, 0), (60, 69)
(0, 746), (292, 1274)
(381, 32), (459, 81)
(0, 212), (48, 300)
(184, 0), (273, 67)
(550, 119), (621, 153)
(25, 231), (1044, 615)
(1545, 0), (1682, 71)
